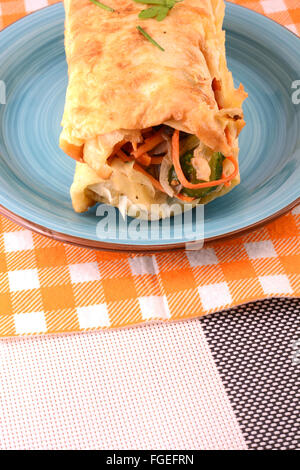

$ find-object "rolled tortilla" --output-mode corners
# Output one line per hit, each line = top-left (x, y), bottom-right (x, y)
(61, 0), (247, 216)
(71, 159), (169, 219)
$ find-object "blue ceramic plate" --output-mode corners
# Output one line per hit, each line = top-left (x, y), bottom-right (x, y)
(0, 3), (299, 251)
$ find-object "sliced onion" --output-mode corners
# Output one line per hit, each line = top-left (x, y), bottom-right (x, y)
(88, 183), (113, 203)
(118, 195), (129, 220)
(111, 158), (156, 197)
(131, 168), (156, 196)
(159, 137), (174, 198)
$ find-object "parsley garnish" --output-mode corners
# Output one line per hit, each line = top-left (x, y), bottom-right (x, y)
(133, 0), (182, 22)
(89, 0), (114, 12)
(136, 26), (165, 51)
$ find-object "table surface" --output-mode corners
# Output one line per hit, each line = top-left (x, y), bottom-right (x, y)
(0, 297), (299, 450)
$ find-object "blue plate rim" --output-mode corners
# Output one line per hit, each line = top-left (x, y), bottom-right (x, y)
(0, 2), (299, 251)
(0, 198), (299, 252)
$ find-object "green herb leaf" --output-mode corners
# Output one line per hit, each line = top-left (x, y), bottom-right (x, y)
(156, 6), (169, 21)
(139, 6), (161, 19)
(133, 0), (182, 7)
(133, 0), (182, 23)
(89, 0), (114, 12)
(136, 26), (165, 51)
(134, 0), (166, 5)
(166, 0), (180, 8)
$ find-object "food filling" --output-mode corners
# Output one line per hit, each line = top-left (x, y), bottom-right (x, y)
(85, 125), (238, 203)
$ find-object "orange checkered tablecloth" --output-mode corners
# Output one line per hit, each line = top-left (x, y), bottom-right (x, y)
(0, 0), (299, 337)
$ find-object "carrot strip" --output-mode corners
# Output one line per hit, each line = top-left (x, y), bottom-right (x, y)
(116, 149), (132, 162)
(141, 128), (154, 139)
(175, 193), (195, 202)
(172, 130), (238, 189)
(114, 139), (127, 153)
(117, 149), (152, 168)
(151, 156), (164, 165)
(137, 153), (151, 167)
(133, 131), (164, 158)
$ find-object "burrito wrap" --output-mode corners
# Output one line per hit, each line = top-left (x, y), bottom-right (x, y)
(60, 0), (247, 216)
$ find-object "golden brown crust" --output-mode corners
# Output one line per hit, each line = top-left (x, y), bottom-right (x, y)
(61, 0), (246, 157)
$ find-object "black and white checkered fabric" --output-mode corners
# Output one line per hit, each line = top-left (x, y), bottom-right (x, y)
(200, 297), (300, 450)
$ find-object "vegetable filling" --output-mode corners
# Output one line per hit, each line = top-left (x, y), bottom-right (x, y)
(108, 125), (238, 201)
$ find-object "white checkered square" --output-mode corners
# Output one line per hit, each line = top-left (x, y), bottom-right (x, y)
(259, 275), (293, 294)
(8, 269), (40, 292)
(129, 256), (159, 275)
(14, 311), (46, 334)
(186, 247), (218, 267)
(261, 0), (287, 14)
(69, 262), (101, 283)
(198, 282), (232, 310)
(3, 230), (34, 252)
(77, 305), (110, 329)
(244, 241), (277, 259)
(139, 295), (170, 320)
(24, 0), (48, 13)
